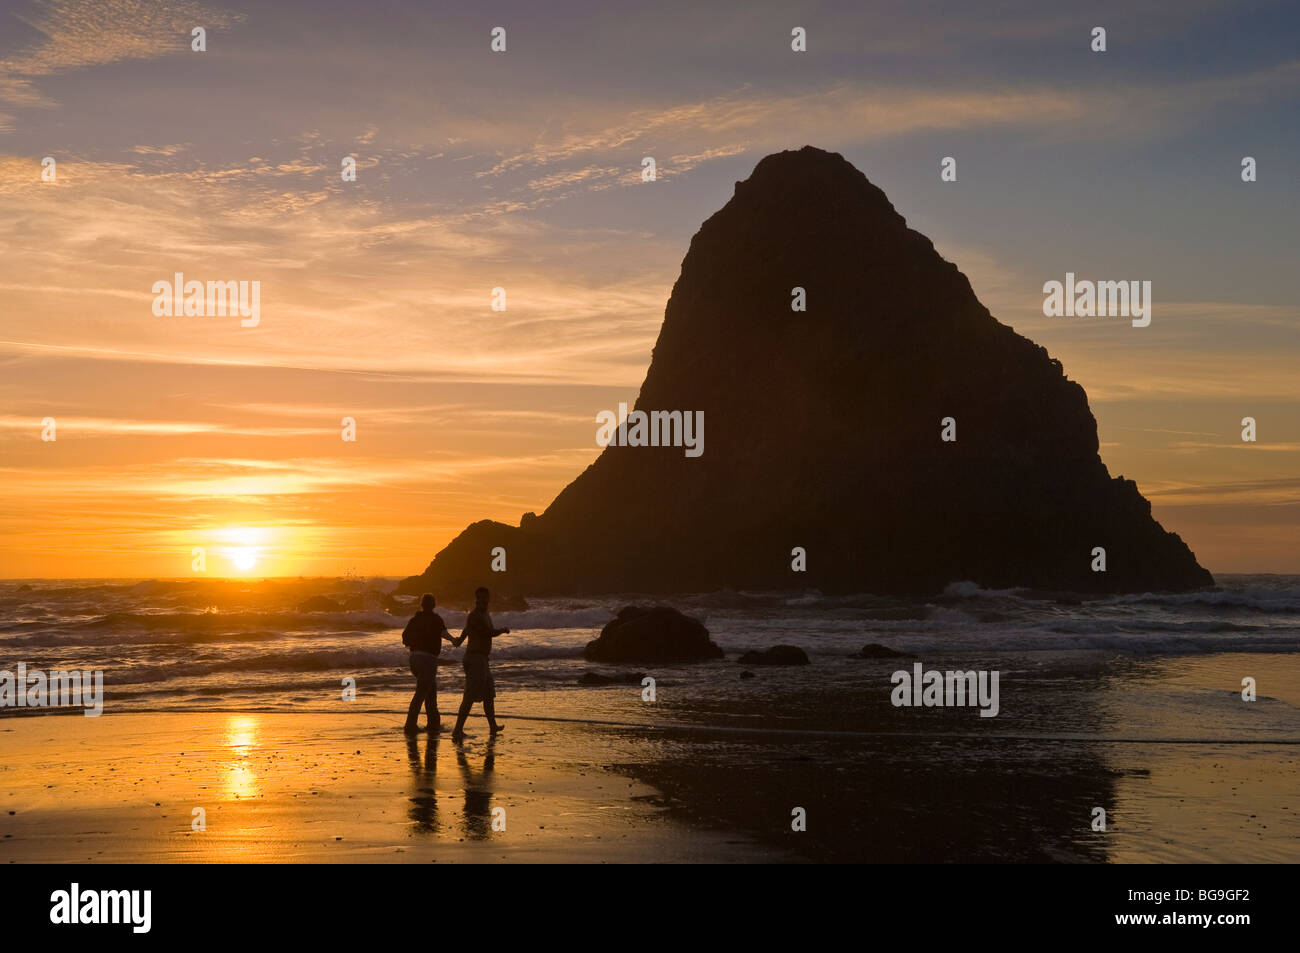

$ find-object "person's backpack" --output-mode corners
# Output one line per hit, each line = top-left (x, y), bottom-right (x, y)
(401, 613), (418, 649)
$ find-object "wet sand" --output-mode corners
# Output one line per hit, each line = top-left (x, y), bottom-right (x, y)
(607, 652), (1300, 862)
(2, 652), (1296, 863)
(0, 711), (779, 863)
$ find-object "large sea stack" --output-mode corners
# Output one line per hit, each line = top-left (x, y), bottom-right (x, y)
(401, 146), (1212, 597)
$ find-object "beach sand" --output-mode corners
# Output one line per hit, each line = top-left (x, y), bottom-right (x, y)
(608, 652), (1300, 863)
(2, 652), (1297, 863)
(0, 711), (779, 863)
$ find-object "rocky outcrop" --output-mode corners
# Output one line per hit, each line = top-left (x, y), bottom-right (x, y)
(583, 606), (723, 663)
(400, 146), (1213, 597)
(341, 590), (406, 612)
(859, 643), (910, 659)
(736, 645), (810, 666)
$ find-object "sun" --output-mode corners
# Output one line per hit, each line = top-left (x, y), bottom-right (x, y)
(212, 526), (272, 575)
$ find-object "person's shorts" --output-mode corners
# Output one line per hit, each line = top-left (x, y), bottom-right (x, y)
(462, 652), (495, 702)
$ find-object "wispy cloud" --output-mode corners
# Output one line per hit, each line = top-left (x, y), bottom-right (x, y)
(1144, 476), (1300, 506)
(0, 0), (244, 109)
(0, 415), (336, 437)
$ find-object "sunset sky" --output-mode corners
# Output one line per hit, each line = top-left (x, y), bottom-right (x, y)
(1, 0), (1297, 578)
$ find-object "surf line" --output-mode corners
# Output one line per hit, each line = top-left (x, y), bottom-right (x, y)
(493, 715), (1300, 744)
(349, 710), (1300, 745)
(152, 709), (1300, 744)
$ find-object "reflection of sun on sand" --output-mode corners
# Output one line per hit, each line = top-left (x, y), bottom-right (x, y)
(224, 715), (261, 800)
(0, 712), (777, 863)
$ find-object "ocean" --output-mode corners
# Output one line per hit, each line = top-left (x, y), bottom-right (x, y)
(3, 574), (1298, 736)
(4, 573), (1299, 863)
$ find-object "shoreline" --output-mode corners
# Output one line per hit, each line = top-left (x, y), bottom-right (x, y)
(4, 702), (1298, 862)
(0, 710), (783, 863)
(2, 650), (1298, 863)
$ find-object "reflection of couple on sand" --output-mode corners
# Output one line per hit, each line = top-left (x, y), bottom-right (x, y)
(402, 585), (510, 743)
(405, 732), (497, 839)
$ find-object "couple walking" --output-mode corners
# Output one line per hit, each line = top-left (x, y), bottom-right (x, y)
(403, 586), (509, 743)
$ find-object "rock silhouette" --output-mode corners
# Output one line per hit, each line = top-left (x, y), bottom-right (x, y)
(400, 146), (1213, 597)
(859, 643), (911, 659)
(736, 645), (811, 666)
(583, 606), (722, 663)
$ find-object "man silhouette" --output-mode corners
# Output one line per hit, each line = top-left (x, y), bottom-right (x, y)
(450, 586), (510, 743)
(402, 593), (457, 734)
